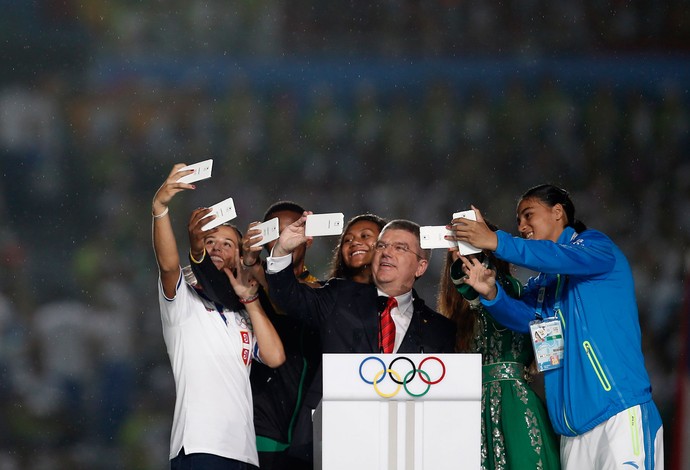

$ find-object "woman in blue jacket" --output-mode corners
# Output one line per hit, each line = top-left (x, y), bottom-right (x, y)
(450, 184), (663, 469)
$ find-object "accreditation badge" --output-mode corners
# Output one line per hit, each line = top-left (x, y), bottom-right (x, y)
(529, 317), (564, 372)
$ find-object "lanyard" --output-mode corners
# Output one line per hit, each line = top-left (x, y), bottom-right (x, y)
(535, 273), (565, 321)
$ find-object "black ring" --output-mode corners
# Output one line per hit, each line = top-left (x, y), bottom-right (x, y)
(388, 356), (416, 385)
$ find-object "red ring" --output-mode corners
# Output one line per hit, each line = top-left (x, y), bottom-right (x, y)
(418, 356), (446, 384)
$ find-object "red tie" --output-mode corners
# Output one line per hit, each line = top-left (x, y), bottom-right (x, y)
(380, 297), (397, 354)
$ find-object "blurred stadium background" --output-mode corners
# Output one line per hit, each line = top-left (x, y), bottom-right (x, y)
(0, 1), (688, 468)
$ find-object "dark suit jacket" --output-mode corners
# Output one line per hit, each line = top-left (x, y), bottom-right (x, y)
(267, 263), (457, 408)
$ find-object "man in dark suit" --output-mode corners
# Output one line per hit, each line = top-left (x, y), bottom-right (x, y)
(264, 215), (456, 410)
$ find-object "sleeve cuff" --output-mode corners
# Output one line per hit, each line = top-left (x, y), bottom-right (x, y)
(266, 253), (293, 273)
(481, 284), (505, 307)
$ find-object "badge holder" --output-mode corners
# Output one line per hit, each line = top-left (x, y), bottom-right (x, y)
(529, 317), (564, 372)
(530, 278), (565, 372)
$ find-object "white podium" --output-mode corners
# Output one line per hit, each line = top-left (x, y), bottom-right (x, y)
(314, 353), (481, 470)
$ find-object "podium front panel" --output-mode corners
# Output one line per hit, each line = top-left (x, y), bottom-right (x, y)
(316, 353), (482, 470)
(322, 353), (481, 401)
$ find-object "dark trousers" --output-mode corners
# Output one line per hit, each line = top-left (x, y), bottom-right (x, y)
(171, 448), (259, 470)
(258, 450), (312, 470)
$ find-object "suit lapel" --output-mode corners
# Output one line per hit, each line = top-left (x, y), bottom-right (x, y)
(399, 296), (427, 353)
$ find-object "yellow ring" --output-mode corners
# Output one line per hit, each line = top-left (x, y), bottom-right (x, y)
(372, 368), (402, 398)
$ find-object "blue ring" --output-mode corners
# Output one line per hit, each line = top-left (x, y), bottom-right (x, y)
(359, 356), (386, 385)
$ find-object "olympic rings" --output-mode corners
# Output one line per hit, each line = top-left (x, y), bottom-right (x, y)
(359, 355), (446, 398)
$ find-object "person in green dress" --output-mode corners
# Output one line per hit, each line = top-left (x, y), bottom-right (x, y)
(437, 244), (561, 470)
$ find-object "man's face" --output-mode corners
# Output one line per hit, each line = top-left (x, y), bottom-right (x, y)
(371, 228), (428, 295)
(204, 225), (241, 271)
(266, 209), (309, 264)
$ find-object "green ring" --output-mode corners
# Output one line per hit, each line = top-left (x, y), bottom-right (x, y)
(403, 369), (431, 397)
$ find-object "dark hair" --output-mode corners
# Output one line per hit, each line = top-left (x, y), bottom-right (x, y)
(381, 219), (431, 260)
(520, 184), (587, 233)
(328, 213), (387, 280)
(263, 200), (305, 222)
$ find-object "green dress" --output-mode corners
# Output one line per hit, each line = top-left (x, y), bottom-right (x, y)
(451, 261), (561, 470)
(471, 306), (561, 470)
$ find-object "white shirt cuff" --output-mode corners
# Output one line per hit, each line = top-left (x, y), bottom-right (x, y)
(266, 253), (293, 273)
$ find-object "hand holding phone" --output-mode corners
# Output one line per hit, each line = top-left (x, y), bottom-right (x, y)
(452, 210), (482, 255)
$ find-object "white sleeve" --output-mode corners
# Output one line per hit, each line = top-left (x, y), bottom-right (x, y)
(158, 271), (196, 326)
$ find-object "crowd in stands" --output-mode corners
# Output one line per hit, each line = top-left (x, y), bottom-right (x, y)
(0, 0), (687, 468)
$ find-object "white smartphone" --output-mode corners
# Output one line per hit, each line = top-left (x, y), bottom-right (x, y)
(249, 217), (280, 247)
(201, 197), (237, 231)
(305, 213), (344, 237)
(452, 210), (482, 255)
(176, 159), (213, 184)
(419, 226), (456, 249)
(452, 209), (477, 222)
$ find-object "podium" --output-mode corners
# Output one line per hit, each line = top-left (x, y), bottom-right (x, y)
(314, 353), (481, 470)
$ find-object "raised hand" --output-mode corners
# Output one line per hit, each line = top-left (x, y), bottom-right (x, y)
(224, 248), (260, 301)
(449, 205), (498, 251)
(240, 222), (268, 290)
(187, 207), (217, 261)
(458, 253), (498, 301)
(152, 163), (197, 217)
(153, 163), (198, 297)
(241, 221), (264, 267)
(271, 211), (312, 257)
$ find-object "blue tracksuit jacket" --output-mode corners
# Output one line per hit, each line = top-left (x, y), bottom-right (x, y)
(482, 226), (654, 436)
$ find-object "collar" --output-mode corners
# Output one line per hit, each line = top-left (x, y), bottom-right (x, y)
(558, 225), (578, 244)
(376, 288), (413, 317)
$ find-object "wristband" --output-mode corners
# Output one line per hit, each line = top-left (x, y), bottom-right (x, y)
(152, 207), (169, 219)
(242, 258), (258, 268)
(190, 248), (206, 264)
(239, 292), (260, 304)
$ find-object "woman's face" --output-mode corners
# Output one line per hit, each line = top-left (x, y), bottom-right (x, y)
(204, 225), (241, 270)
(340, 220), (381, 269)
(516, 197), (566, 242)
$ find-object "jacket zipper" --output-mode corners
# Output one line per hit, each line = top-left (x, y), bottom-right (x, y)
(583, 340), (612, 391)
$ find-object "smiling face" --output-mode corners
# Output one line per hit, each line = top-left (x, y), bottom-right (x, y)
(204, 225), (241, 270)
(516, 197), (567, 242)
(371, 228), (428, 296)
(341, 220), (381, 270)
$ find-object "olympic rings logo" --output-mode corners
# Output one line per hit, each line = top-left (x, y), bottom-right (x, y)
(358, 356), (446, 398)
